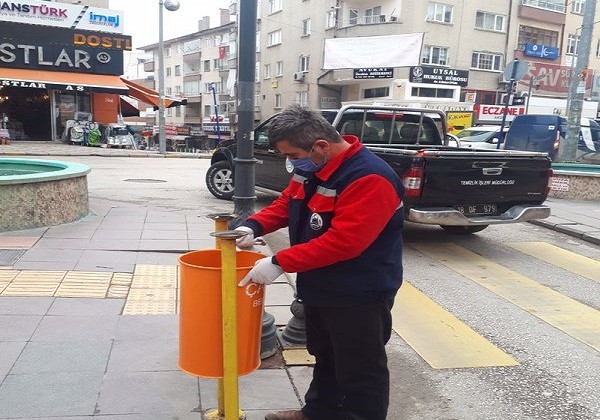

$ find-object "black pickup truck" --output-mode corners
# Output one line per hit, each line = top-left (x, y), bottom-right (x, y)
(205, 105), (552, 234)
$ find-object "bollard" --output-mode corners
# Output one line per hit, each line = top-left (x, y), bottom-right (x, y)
(211, 230), (245, 420)
(205, 214), (244, 420)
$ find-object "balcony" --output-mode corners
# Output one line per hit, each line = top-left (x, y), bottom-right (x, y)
(519, 0), (566, 25)
(334, 15), (401, 38)
(183, 51), (201, 62)
(520, 0), (566, 13)
(183, 73), (202, 81)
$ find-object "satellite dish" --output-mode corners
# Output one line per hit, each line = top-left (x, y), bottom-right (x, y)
(164, 0), (180, 12)
(503, 59), (528, 82)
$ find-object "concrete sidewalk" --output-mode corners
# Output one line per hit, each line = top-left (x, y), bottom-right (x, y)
(1, 141), (599, 419)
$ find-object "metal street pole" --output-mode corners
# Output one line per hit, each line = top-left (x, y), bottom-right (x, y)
(526, 73), (546, 114)
(157, 0), (166, 154)
(157, 0), (180, 154)
(559, 0), (597, 162)
(232, 0), (258, 227)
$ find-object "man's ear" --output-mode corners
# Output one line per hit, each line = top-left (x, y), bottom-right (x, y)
(314, 139), (330, 153)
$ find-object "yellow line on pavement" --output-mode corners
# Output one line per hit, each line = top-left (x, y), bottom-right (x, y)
(507, 242), (600, 283)
(412, 243), (600, 352)
(392, 282), (518, 369)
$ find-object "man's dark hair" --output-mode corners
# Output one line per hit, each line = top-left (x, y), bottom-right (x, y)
(268, 104), (341, 151)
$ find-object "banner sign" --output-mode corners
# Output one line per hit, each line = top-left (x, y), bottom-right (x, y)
(523, 43), (559, 60)
(0, 1), (124, 33)
(0, 22), (126, 74)
(353, 68), (393, 79)
(323, 33), (423, 69)
(409, 66), (469, 86)
(516, 61), (593, 94)
(0, 78), (126, 94)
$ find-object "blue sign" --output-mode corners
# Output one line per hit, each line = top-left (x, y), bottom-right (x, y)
(524, 43), (559, 60)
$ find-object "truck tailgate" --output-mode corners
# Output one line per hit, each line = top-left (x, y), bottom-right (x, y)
(419, 152), (551, 211)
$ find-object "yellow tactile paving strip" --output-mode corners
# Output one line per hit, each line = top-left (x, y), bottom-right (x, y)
(0, 266), (178, 315)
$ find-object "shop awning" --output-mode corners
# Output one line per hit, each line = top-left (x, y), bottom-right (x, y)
(120, 77), (186, 109)
(0, 68), (129, 94)
(119, 97), (140, 117)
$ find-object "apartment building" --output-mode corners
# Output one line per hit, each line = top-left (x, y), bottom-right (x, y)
(256, 0), (600, 120)
(141, 11), (236, 139)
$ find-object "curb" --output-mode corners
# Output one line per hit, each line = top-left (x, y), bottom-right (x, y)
(529, 219), (600, 245)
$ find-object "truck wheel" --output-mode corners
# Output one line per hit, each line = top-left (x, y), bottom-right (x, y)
(206, 161), (234, 200)
(440, 225), (489, 234)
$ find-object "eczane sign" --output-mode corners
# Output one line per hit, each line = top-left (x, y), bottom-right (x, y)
(476, 105), (525, 122)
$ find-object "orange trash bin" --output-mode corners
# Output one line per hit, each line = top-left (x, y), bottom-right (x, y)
(178, 249), (265, 378)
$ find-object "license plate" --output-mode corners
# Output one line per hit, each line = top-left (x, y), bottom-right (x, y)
(457, 204), (498, 216)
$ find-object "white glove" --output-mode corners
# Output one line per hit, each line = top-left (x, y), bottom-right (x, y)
(239, 257), (284, 286)
(235, 226), (255, 248)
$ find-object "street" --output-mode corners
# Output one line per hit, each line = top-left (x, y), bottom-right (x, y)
(14, 155), (600, 420)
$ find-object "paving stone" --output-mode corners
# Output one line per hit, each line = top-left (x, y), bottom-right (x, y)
(0, 342), (27, 377)
(265, 283), (295, 306)
(0, 296), (53, 315)
(287, 366), (314, 405)
(11, 340), (112, 373)
(31, 315), (119, 341)
(107, 338), (179, 372)
(115, 314), (179, 341)
(48, 297), (125, 316)
(96, 371), (199, 415)
(199, 369), (301, 410)
(0, 315), (42, 341)
(0, 372), (103, 417)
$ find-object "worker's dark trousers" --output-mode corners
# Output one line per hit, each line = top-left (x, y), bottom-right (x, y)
(301, 298), (394, 420)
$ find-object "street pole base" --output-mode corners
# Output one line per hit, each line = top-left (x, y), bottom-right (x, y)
(203, 408), (246, 420)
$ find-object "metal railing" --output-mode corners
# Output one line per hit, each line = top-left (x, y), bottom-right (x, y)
(520, 0), (566, 13)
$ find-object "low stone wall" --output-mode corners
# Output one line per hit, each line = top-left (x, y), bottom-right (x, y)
(0, 176), (89, 232)
(549, 169), (600, 201)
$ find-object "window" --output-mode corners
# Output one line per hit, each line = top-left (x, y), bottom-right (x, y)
(597, 39), (600, 57)
(471, 51), (502, 71)
(567, 34), (580, 55)
(365, 6), (382, 24)
(175, 107), (181, 117)
(572, 0), (585, 14)
(521, 0), (566, 13)
(269, 0), (282, 14)
(427, 2), (453, 24)
(364, 87), (390, 99)
(255, 61), (260, 82)
(326, 9), (337, 28)
(517, 25), (559, 49)
(175, 85), (181, 95)
(276, 61), (284, 76)
(268, 30), (282, 46)
(349, 9), (359, 24)
(256, 31), (261, 52)
(411, 87), (454, 98)
(475, 11), (505, 32)
(203, 60), (211, 72)
(275, 93), (282, 109)
(422, 45), (449, 65)
(174, 65), (181, 76)
(302, 18), (311, 36)
(296, 91), (308, 106)
(166, 67), (172, 77)
(264, 64), (271, 79)
(184, 80), (200, 96)
(204, 105), (212, 118)
(166, 87), (172, 95)
(165, 47), (172, 57)
(299, 55), (310, 72)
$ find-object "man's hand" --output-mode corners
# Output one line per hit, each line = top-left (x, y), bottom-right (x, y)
(239, 257), (283, 286)
(235, 226), (255, 248)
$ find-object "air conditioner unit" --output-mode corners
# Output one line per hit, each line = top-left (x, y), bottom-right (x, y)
(293, 72), (305, 82)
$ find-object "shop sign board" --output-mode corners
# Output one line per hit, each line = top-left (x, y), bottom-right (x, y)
(0, 0), (125, 34)
(523, 43), (559, 60)
(476, 104), (525, 122)
(353, 68), (393, 79)
(0, 78), (125, 93)
(409, 66), (469, 86)
(0, 22), (127, 75)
